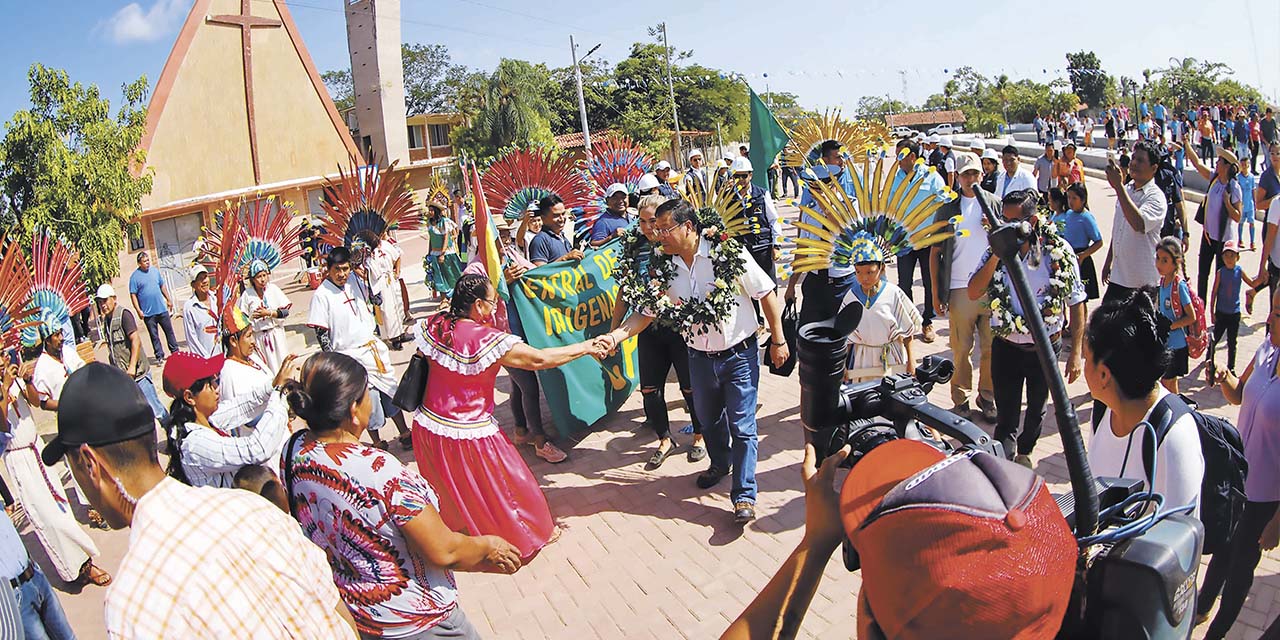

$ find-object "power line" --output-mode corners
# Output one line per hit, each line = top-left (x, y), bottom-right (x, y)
(261, 0), (561, 50)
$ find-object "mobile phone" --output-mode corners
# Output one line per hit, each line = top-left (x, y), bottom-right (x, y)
(5, 348), (17, 367)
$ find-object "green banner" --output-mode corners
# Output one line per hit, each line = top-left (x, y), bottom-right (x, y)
(509, 238), (638, 437)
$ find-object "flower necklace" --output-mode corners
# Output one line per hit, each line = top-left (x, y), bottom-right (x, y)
(617, 216), (748, 340)
(984, 222), (1081, 339)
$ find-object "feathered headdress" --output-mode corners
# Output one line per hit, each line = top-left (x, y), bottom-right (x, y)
(782, 110), (890, 171)
(682, 181), (751, 239)
(482, 147), (592, 223)
(208, 202), (247, 329)
(583, 134), (653, 220)
(204, 195), (304, 276)
(0, 236), (37, 350)
(425, 172), (451, 211)
(319, 158), (422, 249)
(20, 230), (90, 348)
(793, 156), (957, 271)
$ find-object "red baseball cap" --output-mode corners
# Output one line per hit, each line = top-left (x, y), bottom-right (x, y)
(840, 440), (1076, 640)
(161, 352), (225, 398)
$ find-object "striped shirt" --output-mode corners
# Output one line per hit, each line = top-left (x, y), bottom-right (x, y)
(177, 391), (292, 488)
(105, 477), (353, 639)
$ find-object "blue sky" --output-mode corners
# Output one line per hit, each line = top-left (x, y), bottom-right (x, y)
(1, 0), (1278, 123)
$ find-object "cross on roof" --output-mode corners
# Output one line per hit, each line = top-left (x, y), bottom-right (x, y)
(207, 0), (283, 185)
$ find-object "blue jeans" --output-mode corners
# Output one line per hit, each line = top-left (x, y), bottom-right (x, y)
(142, 312), (179, 360)
(135, 372), (170, 424)
(688, 338), (760, 504)
(16, 565), (76, 640)
(368, 387), (399, 433)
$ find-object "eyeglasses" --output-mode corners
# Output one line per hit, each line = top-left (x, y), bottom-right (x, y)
(480, 296), (499, 305)
(655, 223), (685, 237)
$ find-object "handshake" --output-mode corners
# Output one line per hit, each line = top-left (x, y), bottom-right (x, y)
(587, 332), (620, 360)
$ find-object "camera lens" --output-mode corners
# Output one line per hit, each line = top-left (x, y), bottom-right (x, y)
(797, 319), (850, 437)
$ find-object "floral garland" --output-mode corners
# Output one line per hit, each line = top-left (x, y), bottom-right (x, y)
(616, 212), (748, 340)
(984, 223), (1081, 339)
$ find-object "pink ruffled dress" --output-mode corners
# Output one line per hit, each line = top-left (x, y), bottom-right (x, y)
(411, 317), (555, 560)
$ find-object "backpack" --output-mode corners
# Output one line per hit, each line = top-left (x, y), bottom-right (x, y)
(1168, 277), (1209, 359)
(1141, 394), (1248, 556)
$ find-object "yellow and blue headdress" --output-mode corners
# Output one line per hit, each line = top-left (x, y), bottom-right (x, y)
(792, 156), (957, 272)
(783, 110), (890, 174)
(204, 195), (306, 275)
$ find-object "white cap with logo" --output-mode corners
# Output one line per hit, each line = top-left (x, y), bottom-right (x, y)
(731, 156), (753, 174)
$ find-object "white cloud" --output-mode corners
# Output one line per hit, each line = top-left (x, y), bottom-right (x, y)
(98, 0), (188, 45)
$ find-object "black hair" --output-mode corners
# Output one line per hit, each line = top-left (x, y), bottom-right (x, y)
(1001, 189), (1040, 218)
(537, 194), (564, 217)
(136, 251), (148, 264)
(1047, 187), (1068, 211)
(1001, 144), (1019, 156)
(895, 139), (920, 158)
(1086, 286), (1171, 399)
(428, 273), (492, 350)
(163, 375), (218, 485)
(326, 246), (352, 267)
(820, 139), (842, 158)
(283, 351), (369, 434)
(91, 431), (160, 474)
(655, 199), (697, 227)
(1131, 140), (1162, 167)
(1065, 182), (1089, 210)
(221, 325), (251, 356)
(356, 229), (381, 250)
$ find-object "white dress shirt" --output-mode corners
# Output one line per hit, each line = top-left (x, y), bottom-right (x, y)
(182, 295), (220, 359)
(642, 239), (776, 352)
(995, 167), (1037, 197)
(1108, 179), (1167, 289)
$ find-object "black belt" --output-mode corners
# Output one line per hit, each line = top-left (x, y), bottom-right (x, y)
(695, 336), (757, 359)
(9, 561), (34, 588)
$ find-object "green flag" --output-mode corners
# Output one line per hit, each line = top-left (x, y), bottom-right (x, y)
(748, 87), (789, 192)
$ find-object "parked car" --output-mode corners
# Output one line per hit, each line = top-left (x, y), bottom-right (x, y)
(926, 123), (965, 136)
(891, 125), (916, 139)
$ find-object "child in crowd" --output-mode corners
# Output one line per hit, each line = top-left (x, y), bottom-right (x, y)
(233, 464), (290, 513)
(1209, 242), (1263, 378)
(1238, 162), (1258, 251)
(841, 255), (921, 383)
(1054, 184), (1104, 309)
(1155, 238), (1198, 394)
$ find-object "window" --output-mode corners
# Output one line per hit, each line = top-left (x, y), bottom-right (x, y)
(407, 125), (425, 149)
(428, 123), (451, 147)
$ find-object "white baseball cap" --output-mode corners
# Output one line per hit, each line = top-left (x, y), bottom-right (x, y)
(637, 173), (661, 191)
(926, 134), (941, 144)
(655, 160), (672, 171)
(688, 149), (703, 160)
(188, 264), (209, 282)
(526, 201), (540, 213)
(938, 136), (953, 148)
(731, 156), (753, 174)
(604, 182), (629, 197)
(982, 148), (1000, 162)
(956, 152), (982, 176)
(95, 284), (116, 299)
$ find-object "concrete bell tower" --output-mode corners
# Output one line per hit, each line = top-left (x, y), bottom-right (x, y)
(345, 0), (409, 165)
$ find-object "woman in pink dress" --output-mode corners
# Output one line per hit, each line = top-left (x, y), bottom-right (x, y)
(412, 273), (604, 560)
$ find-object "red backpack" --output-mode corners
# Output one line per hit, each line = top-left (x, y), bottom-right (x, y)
(1169, 277), (1208, 359)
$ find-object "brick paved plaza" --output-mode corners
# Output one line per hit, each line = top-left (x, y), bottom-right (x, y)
(12, 171), (1280, 639)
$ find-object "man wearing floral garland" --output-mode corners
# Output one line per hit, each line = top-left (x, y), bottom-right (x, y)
(602, 199), (789, 525)
(967, 189), (1086, 468)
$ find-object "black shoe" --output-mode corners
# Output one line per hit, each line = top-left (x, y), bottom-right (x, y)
(977, 398), (998, 423)
(997, 437), (1015, 461)
(696, 467), (729, 489)
(734, 501), (756, 524)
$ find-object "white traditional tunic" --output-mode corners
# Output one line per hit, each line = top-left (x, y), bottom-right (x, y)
(840, 280), (922, 382)
(216, 357), (273, 428)
(3, 381), (98, 581)
(307, 277), (398, 396)
(367, 245), (405, 341)
(182, 294), (220, 359)
(32, 345), (85, 406)
(238, 282), (292, 374)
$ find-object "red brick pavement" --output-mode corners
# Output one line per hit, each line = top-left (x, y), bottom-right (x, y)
(18, 172), (1280, 639)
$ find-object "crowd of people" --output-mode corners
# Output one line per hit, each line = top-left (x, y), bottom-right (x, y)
(4, 97), (1280, 640)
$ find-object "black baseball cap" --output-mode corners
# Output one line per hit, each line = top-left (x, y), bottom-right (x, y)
(42, 363), (156, 466)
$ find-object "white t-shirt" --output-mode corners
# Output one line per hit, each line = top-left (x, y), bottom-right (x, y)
(950, 196), (990, 289)
(1108, 179), (1167, 288)
(1268, 199), (1280, 268)
(1088, 387), (1204, 517)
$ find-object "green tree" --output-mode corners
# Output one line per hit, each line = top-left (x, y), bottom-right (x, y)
(1065, 51), (1108, 109)
(322, 43), (470, 116)
(451, 59), (555, 163)
(856, 95), (909, 120)
(321, 69), (353, 112)
(0, 64), (153, 287)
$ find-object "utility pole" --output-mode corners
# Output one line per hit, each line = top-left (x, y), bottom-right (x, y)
(899, 70), (909, 105)
(569, 35), (597, 166)
(660, 22), (683, 162)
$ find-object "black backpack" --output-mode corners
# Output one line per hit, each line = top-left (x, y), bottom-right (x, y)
(1141, 394), (1248, 556)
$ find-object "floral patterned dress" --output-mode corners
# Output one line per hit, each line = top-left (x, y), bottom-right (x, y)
(287, 439), (460, 638)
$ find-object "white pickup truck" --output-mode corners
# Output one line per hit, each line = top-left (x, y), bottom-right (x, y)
(926, 123), (965, 136)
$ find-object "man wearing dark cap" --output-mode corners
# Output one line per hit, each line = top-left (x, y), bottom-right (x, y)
(43, 363), (355, 639)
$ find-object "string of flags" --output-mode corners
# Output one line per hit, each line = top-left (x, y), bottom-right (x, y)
(583, 67), (1111, 90)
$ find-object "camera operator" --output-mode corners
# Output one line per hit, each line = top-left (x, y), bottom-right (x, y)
(967, 189), (1087, 467)
(721, 440), (1077, 640)
(1082, 287), (1203, 516)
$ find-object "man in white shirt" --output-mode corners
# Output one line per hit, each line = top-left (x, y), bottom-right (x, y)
(307, 246), (410, 449)
(681, 148), (708, 198)
(181, 265), (220, 358)
(1101, 141), (1168, 303)
(930, 153), (1000, 422)
(968, 189), (1086, 467)
(30, 322), (85, 413)
(604, 200), (789, 525)
(995, 145), (1037, 197)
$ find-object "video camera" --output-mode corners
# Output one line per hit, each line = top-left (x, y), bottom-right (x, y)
(797, 214), (1202, 639)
